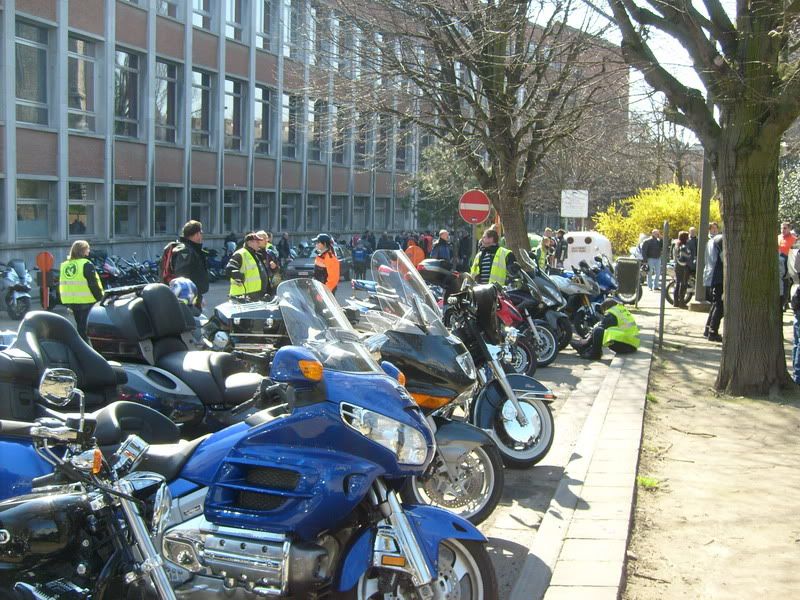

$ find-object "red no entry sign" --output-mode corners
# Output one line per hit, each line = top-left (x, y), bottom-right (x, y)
(459, 189), (491, 225)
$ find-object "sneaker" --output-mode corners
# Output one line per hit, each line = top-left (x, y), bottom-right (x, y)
(707, 332), (723, 342)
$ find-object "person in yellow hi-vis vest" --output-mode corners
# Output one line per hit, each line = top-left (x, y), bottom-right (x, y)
(571, 298), (640, 360)
(59, 240), (103, 341)
(226, 232), (270, 300)
(471, 229), (517, 286)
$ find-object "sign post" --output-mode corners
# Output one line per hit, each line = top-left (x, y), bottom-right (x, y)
(459, 189), (491, 265)
(560, 190), (589, 227)
(36, 251), (55, 310)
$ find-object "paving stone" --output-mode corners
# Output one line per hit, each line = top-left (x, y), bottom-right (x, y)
(577, 485), (634, 504)
(558, 538), (627, 562)
(583, 471), (636, 487)
(549, 560), (624, 587)
(571, 501), (631, 521)
(566, 518), (630, 540)
(595, 438), (641, 450)
(543, 586), (619, 600)
(588, 458), (639, 475)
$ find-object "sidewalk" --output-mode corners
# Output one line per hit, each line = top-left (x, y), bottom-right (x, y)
(510, 294), (659, 600)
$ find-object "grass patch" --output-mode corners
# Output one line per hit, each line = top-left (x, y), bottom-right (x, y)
(646, 392), (658, 403)
(637, 475), (661, 491)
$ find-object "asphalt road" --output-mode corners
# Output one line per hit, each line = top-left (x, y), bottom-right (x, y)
(0, 279), (610, 599)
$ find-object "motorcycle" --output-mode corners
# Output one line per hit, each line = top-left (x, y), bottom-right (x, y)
(664, 260), (696, 306)
(351, 250), (505, 525)
(1, 280), (499, 599)
(448, 280), (556, 468)
(0, 259), (33, 320)
(546, 263), (602, 338)
(0, 368), (177, 599)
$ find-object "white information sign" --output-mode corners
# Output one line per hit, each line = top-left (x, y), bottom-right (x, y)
(560, 189), (589, 219)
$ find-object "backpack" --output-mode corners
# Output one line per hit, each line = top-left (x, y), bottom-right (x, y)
(159, 241), (179, 283)
(353, 247), (367, 262)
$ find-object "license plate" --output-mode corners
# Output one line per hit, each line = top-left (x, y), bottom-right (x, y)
(298, 271), (311, 277)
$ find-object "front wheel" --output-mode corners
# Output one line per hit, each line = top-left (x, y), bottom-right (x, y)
(402, 443), (504, 526)
(7, 296), (31, 320)
(505, 333), (537, 377)
(532, 321), (558, 368)
(340, 539), (498, 600)
(493, 396), (555, 469)
(556, 319), (573, 350)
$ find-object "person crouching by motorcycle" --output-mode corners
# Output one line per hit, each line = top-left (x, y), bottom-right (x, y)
(313, 233), (340, 293)
(570, 298), (640, 360)
(59, 240), (103, 341)
(227, 232), (271, 301)
(471, 229), (516, 286)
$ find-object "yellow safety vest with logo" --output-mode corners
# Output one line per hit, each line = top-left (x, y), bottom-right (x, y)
(470, 246), (512, 285)
(603, 305), (640, 349)
(59, 258), (102, 305)
(229, 248), (262, 297)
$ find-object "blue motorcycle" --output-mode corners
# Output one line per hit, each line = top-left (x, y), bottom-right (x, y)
(0, 279), (498, 599)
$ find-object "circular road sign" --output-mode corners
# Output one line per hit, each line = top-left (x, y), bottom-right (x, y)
(36, 251), (55, 272)
(459, 189), (491, 225)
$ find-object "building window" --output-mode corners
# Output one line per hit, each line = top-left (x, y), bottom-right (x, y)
(282, 92), (301, 159)
(68, 182), (99, 236)
(154, 187), (179, 235)
(280, 192), (300, 231)
(15, 21), (49, 125)
(225, 78), (244, 151)
(306, 194), (323, 231)
(394, 196), (410, 230)
(282, 0), (302, 60)
(253, 191), (274, 230)
(257, 0), (278, 51)
(254, 85), (274, 154)
(307, 98), (325, 162)
(114, 49), (141, 138)
(375, 114), (391, 169)
(354, 113), (371, 169)
(16, 180), (54, 238)
(193, 0), (213, 29)
(191, 69), (212, 147)
(114, 185), (144, 237)
(157, 0), (179, 18)
(67, 37), (97, 132)
(337, 22), (353, 77)
(330, 195), (346, 231)
(332, 105), (349, 165)
(396, 119), (410, 171)
(352, 196), (369, 231)
(155, 60), (179, 143)
(374, 197), (389, 230)
(223, 190), (245, 233)
(191, 188), (214, 230)
(226, 0), (244, 41)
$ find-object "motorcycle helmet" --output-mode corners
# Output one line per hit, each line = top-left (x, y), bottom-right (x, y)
(169, 277), (197, 306)
(312, 233), (333, 246)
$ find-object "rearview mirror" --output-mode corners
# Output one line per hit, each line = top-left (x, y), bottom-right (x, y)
(38, 368), (77, 407)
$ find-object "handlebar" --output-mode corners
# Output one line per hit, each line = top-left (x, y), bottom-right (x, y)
(0, 419), (34, 437)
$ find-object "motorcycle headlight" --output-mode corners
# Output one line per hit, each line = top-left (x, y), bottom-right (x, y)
(212, 331), (229, 350)
(340, 403), (428, 465)
(505, 327), (519, 346)
(456, 351), (476, 380)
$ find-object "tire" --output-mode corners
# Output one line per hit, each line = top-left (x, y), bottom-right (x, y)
(532, 321), (558, 368)
(572, 309), (598, 338)
(505, 333), (537, 377)
(493, 396), (555, 469)
(664, 280), (694, 306)
(338, 539), (498, 600)
(7, 297), (31, 321)
(402, 443), (504, 526)
(615, 283), (643, 305)
(556, 319), (573, 351)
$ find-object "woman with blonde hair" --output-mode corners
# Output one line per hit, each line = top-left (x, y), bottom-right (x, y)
(59, 240), (103, 340)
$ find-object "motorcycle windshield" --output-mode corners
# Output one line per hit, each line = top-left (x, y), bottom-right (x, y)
(370, 250), (448, 336)
(8, 260), (26, 280)
(276, 278), (381, 373)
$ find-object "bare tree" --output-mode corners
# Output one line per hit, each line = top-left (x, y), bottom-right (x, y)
(604, 0), (800, 393)
(310, 0), (628, 254)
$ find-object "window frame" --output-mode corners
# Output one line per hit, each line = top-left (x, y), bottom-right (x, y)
(306, 193), (323, 232)
(15, 21), (50, 126)
(113, 184), (145, 238)
(226, 0), (245, 42)
(280, 192), (300, 231)
(154, 186), (180, 236)
(224, 78), (245, 151)
(191, 69), (212, 147)
(307, 98), (326, 162)
(155, 58), (180, 144)
(114, 48), (142, 138)
(253, 190), (274, 230)
(282, 92), (301, 159)
(223, 189), (246, 233)
(190, 188), (215, 231)
(352, 196), (369, 231)
(16, 179), (55, 240)
(156, 0), (179, 18)
(374, 197), (389, 230)
(67, 36), (98, 132)
(354, 112), (371, 169)
(193, 0), (213, 30)
(330, 195), (346, 231)
(331, 104), (349, 165)
(257, 0), (278, 52)
(254, 85), (274, 155)
(67, 182), (100, 238)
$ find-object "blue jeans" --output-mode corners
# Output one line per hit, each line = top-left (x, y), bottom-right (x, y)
(646, 258), (661, 289)
(793, 316), (800, 384)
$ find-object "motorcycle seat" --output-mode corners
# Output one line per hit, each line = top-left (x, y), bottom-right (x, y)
(138, 436), (208, 481)
(157, 350), (262, 408)
(93, 401), (181, 446)
(9, 311), (127, 409)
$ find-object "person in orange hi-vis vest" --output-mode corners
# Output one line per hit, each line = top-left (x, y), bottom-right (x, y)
(405, 238), (425, 267)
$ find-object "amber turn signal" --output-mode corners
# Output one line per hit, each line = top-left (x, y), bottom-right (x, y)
(410, 392), (450, 410)
(298, 359), (324, 381)
(380, 555), (407, 568)
(92, 448), (103, 475)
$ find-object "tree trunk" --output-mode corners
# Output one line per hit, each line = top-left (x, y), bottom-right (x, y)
(494, 176), (530, 258)
(714, 132), (790, 394)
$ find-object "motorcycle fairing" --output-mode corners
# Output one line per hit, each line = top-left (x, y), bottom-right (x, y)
(0, 439), (51, 499)
(336, 504), (486, 592)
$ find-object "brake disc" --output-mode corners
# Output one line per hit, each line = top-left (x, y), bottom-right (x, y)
(420, 453), (483, 509)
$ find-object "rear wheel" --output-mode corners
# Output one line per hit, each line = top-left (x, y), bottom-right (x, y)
(340, 539), (498, 600)
(7, 296), (30, 320)
(402, 443), (504, 526)
(532, 321), (558, 368)
(556, 319), (573, 350)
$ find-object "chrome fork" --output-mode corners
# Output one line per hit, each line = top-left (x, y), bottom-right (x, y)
(489, 358), (530, 428)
